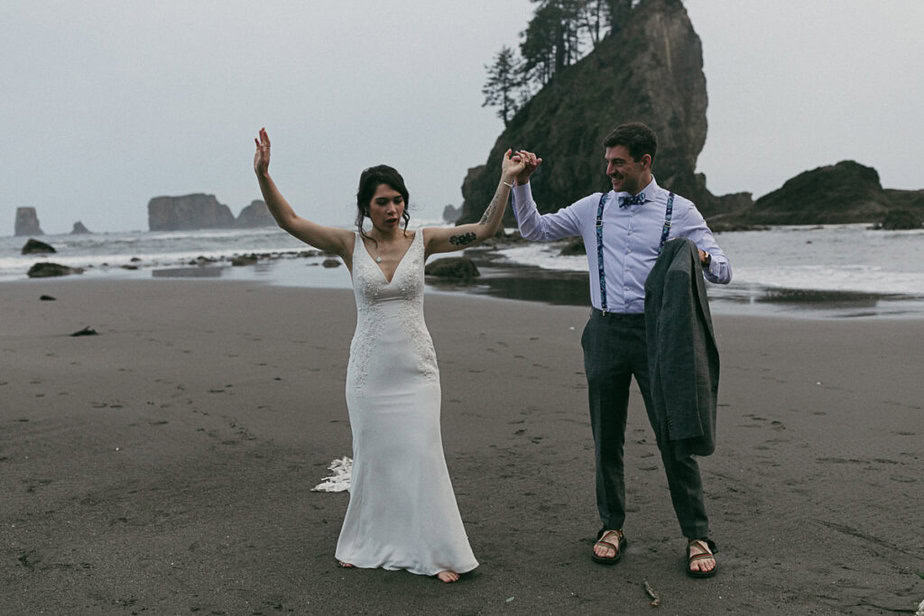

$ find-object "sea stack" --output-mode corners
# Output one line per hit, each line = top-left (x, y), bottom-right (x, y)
(235, 200), (276, 228)
(15, 207), (44, 236)
(147, 194), (236, 231)
(458, 0), (752, 223)
(71, 221), (91, 234)
(21, 239), (56, 255)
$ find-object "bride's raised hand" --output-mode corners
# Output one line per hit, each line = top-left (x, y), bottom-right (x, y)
(253, 127), (271, 176)
(501, 148), (526, 182)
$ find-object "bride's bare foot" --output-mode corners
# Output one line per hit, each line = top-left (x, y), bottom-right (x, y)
(436, 570), (460, 583)
(337, 560), (354, 568)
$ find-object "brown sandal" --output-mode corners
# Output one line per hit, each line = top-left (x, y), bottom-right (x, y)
(592, 529), (626, 565)
(686, 538), (718, 578)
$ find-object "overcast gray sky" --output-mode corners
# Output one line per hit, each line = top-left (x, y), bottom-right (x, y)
(2, 0), (921, 236)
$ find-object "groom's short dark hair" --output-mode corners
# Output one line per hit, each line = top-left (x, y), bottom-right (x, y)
(603, 122), (657, 163)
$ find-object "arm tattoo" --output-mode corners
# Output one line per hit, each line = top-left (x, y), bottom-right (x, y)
(448, 232), (477, 246)
(478, 191), (502, 225)
(478, 200), (497, 225)
(479, 176), (511, 225)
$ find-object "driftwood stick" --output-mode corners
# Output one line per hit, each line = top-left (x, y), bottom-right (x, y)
(643, 580), (661, 607)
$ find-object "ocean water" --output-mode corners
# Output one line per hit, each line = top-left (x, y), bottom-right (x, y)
(3, 223), (922, 318)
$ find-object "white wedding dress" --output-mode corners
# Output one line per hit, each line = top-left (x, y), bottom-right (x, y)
(334, 230), (478, 576)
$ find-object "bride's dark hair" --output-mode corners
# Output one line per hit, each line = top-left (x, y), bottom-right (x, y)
(355, 165), (411, 245)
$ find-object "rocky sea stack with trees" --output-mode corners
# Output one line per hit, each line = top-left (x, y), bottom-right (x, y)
(466, 0), (750, 225)
(469, 0), (921, 230)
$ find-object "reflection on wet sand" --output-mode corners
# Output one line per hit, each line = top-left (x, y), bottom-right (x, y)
(152, 267), (226, 278)
(428, 262), (924, 319)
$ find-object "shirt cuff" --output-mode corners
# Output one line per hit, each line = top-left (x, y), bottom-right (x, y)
(512, 181), (533, 203)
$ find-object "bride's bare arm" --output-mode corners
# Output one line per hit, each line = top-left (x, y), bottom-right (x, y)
(424, 149), (525, 256)
(254, 128), (353, 258)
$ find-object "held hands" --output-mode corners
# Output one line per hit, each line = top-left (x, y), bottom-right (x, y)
(501, 149), (526, 183)
(514, 150), (541, 185)
(253, 127), (271, 177)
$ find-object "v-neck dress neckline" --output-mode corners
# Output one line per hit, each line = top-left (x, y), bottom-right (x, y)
(360, 231), (418, 284)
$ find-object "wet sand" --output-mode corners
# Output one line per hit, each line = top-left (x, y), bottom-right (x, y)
(1, 279), (921, 615)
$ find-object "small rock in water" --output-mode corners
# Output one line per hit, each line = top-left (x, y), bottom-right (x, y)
(39, 295), (56, 301)
(231, 254), (258, 266)
(27, 262), (84, 278)
(424, 257), (479, 280)
(70, 326), (98, 337)
(559, 236), (586, 256)
(322, 258), (341, 268)
(21, 239), (56, 255)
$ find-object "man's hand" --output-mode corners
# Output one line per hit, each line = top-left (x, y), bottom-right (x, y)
(515, 150), (542, 185)
(698, 249), (711, 268)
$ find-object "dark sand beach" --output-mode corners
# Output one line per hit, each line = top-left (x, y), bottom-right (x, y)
(1, 279), (921, 615)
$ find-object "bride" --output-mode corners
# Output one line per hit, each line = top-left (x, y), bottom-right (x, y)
(254, 128), (524, 582)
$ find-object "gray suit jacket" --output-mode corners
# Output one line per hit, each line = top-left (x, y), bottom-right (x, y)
(644, 238), (719, 458)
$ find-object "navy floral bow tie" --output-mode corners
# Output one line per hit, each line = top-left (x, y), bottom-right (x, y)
(618, 192), (646, 208)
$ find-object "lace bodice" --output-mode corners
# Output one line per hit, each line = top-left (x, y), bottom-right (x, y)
(348, 231), (437, 391)
(352, 230), (425, 309)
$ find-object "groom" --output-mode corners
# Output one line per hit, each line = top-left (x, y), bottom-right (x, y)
(510, 122), (730, 577)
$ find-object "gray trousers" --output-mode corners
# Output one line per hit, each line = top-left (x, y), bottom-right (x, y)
(581, 310), (709, 539)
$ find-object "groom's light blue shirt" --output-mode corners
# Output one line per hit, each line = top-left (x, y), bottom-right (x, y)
(511, 176), (731, 313)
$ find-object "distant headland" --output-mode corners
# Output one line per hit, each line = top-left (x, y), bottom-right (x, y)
(147, 194), (275, 231)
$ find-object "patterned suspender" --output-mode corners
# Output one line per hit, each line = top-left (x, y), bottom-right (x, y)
(594, 193), (610, 312)
(594, 191), (675, 314)
(658, 192), (675, 254)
